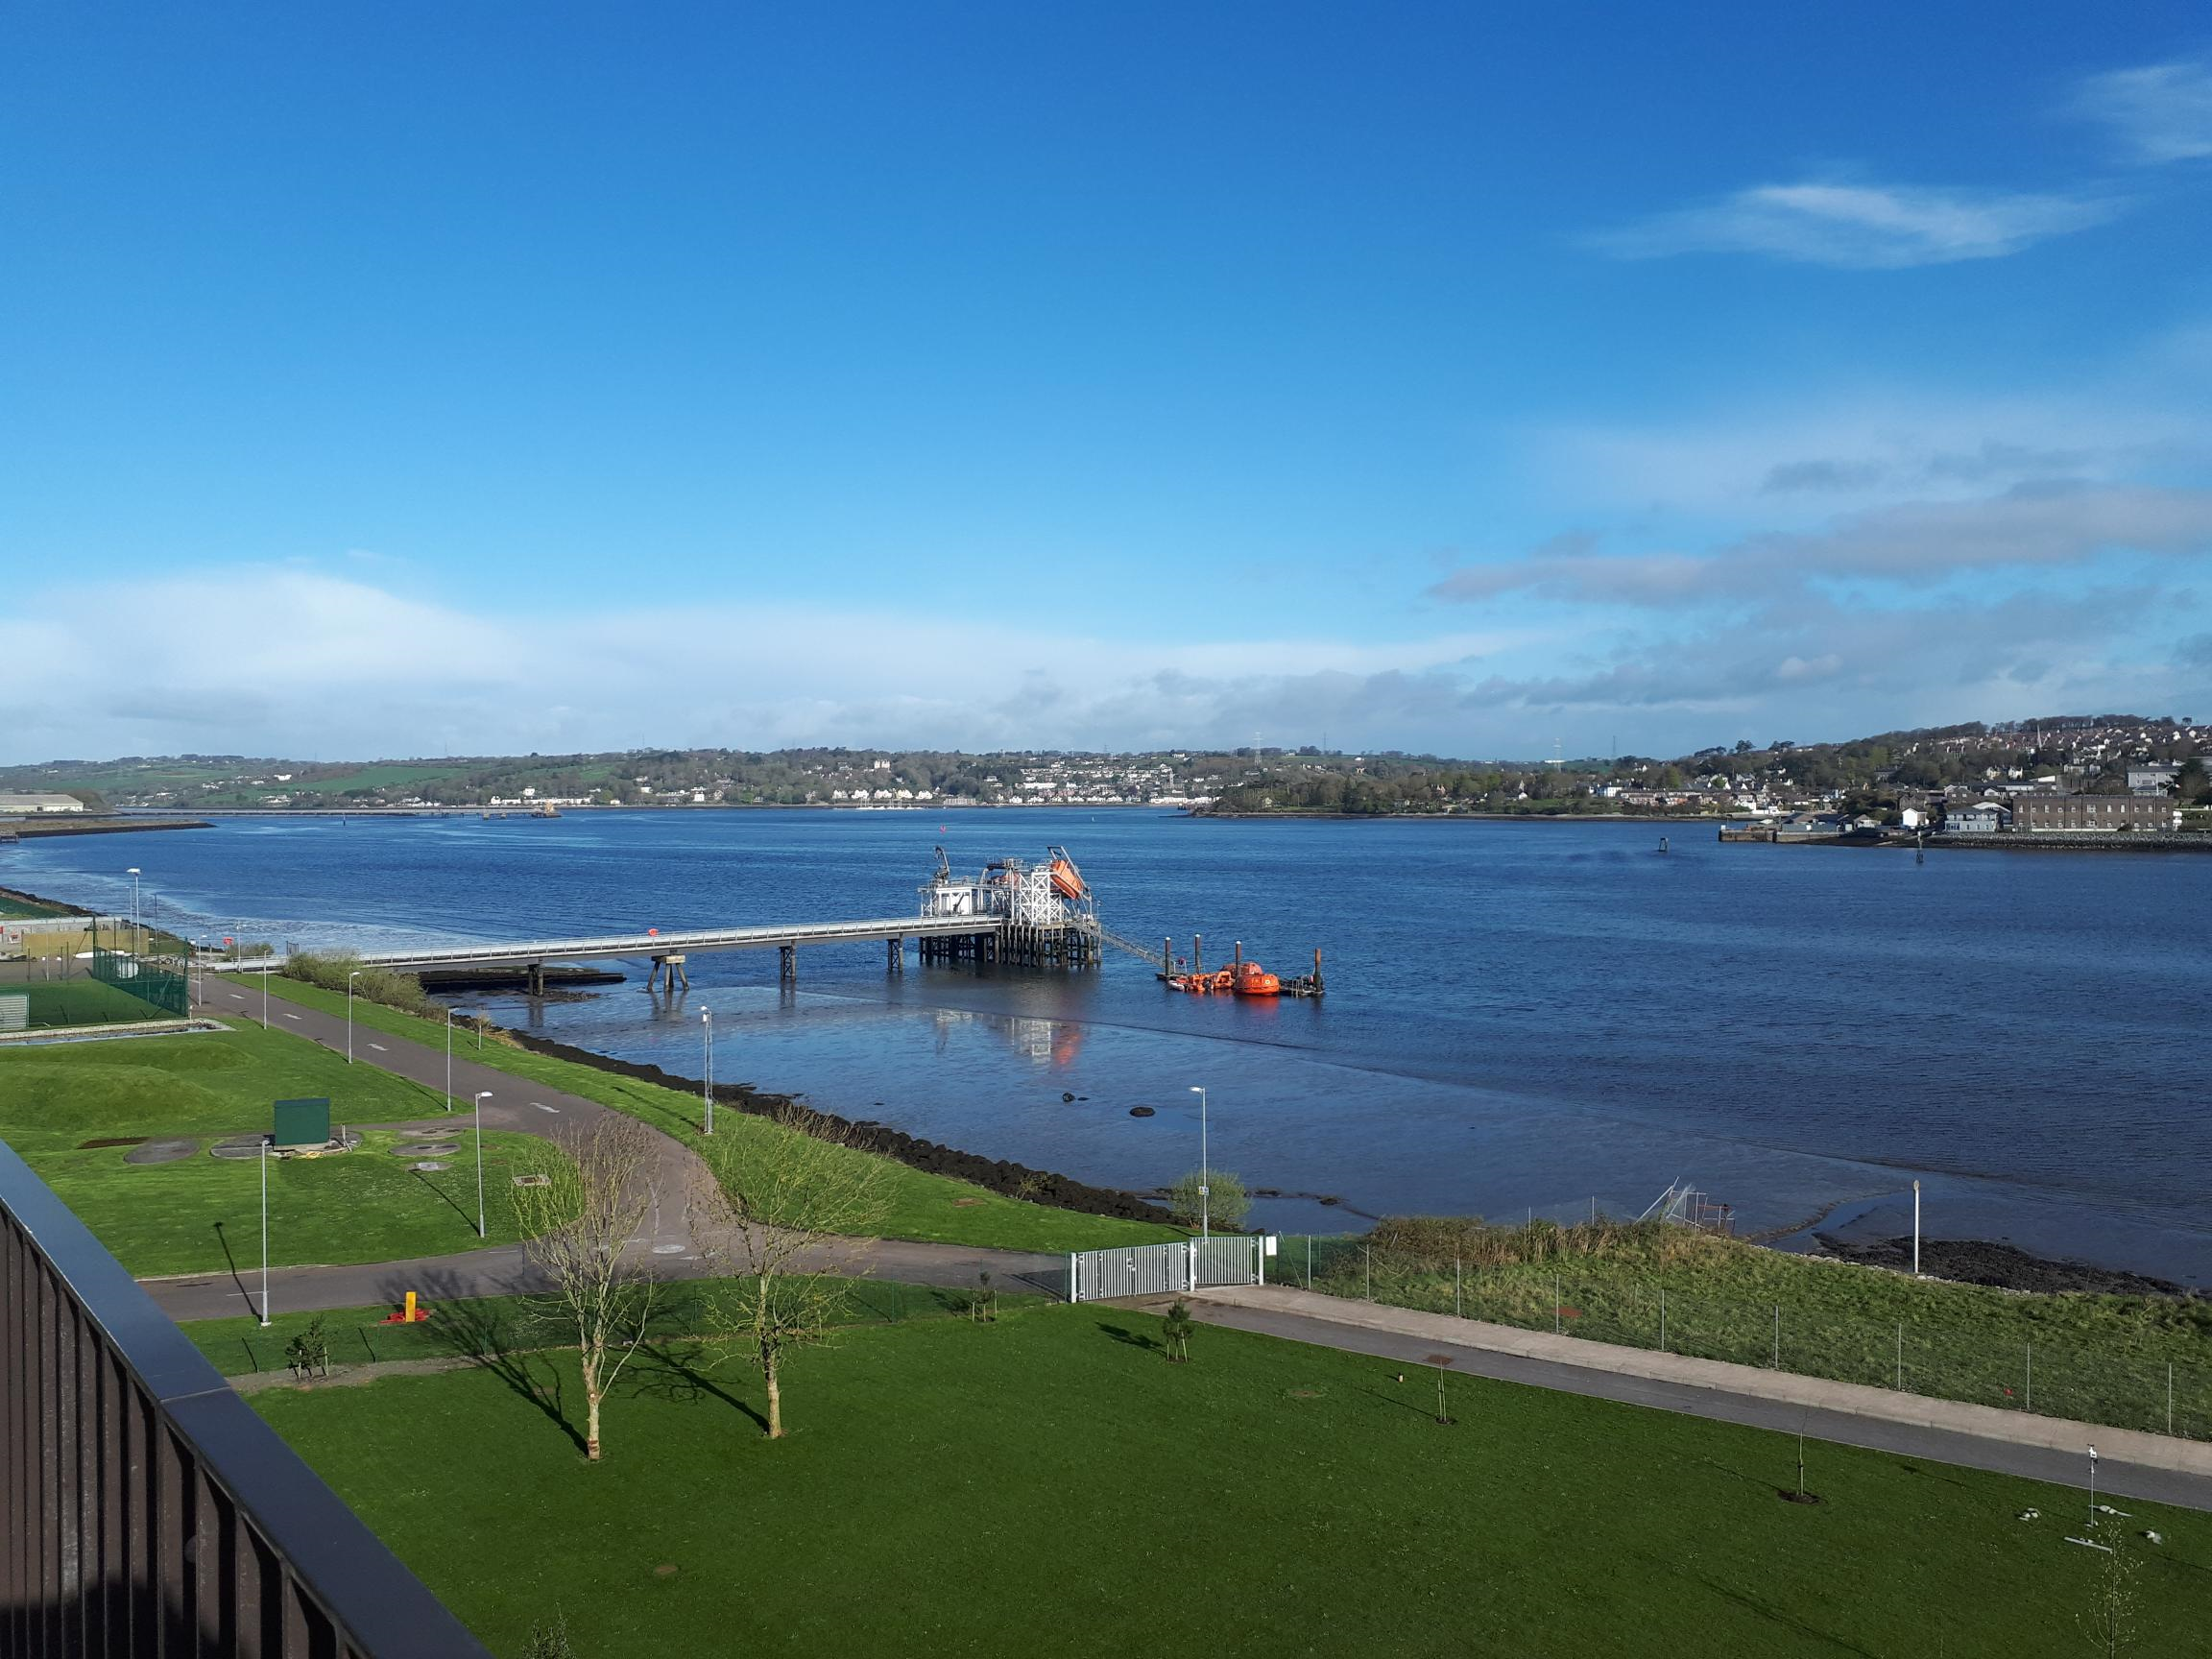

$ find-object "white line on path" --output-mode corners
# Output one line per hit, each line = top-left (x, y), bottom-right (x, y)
(368, 1043), (388, 1051)
(530, 1102), (559, 1114)
(281, 1012), (302, 1022)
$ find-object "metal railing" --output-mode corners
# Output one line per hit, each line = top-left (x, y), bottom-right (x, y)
(0, 1139), (489, 1657)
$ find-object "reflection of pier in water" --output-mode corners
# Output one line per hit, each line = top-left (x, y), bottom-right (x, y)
(630, 981), (1087, 1070)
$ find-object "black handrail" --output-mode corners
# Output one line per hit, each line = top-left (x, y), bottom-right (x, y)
(0, 1137), (490, 1657)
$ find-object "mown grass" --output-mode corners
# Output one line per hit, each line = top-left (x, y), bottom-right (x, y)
(0, 1022), (556, 1275)
(183, 1276), (1038, 1378)
(251, 1303), (2209, 1659)
(1285, 1217), (2212, 1439)
(262, 975), (1183, 1253)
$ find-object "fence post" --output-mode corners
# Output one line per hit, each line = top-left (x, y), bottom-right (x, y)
(1068, 1251), (1078, 1305)
(1553, 1272), (1561, 1336)
(1364, 1243), (1371, 1302)
(1895, 1322), (1902, 1391)
(1306, 1235), (1311, 1290)
(2169, 1363), (2175, 1437)
(1771, 1305), (1779, 1370)
(2025, 1342), (2032, 1412)
(1455, 1255), (1461, 1319)
(1659, 1287), (1666, 1353)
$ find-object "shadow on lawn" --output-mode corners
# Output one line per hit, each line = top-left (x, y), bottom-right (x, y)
(404, 1269), (585, 1455)
(631, 1339), (768, 1434)
(1096, 1321), (1160, 1353)
(408, 1166), (479, 1235)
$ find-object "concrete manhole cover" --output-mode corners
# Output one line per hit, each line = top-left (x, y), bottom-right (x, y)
(125, 1138), (199, 1166)
(651, 1243), (685, 1255)
(392, 1142), (460, 1158)
(513, 1173), (551, 1189)
(209, 1135), (270, 1161)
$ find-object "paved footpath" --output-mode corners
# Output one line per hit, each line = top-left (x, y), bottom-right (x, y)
(158, 975), (1061, 1321)
(1161, 1284), (2212, 1512)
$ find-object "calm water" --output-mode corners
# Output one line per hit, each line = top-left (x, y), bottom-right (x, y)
(13, 810), (2210, 1282)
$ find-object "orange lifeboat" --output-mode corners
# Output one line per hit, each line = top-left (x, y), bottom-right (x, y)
(1048, 857), (1087, 902)
(1229, 961), (1281, 998)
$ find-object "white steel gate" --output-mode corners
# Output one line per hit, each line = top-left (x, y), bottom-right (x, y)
(1066, 1235), (1271, 1302)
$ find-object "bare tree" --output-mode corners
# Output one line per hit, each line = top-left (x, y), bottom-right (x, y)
(514, 1116), (660, 1462)
(691, 1111), (888, 1439)
(2079, 1518), (2142, 1658)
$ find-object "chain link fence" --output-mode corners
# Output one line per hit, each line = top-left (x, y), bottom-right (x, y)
(1278, 1234), (2212, 1441)
(0, 918), (193, 1034)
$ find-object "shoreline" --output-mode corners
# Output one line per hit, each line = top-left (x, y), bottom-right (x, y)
(6, 873), (2198, 1294)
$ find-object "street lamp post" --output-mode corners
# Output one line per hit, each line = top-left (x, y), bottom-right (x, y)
(261, 964), (270, 1026)
(445, 1008), (453, 1113)
(259, 1133), (272, 1329)
(1911, 1179), (1921, 1277)
(1189, 1085), (1210, 1238)
(702, 1008), (714, 1134)
(347, 970), (361, 1063)
(126, 867), (140, 947)
(472, 1091), (492, 1238)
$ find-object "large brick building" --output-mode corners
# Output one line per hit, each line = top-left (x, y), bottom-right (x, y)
(2012, 795), (2177, 832)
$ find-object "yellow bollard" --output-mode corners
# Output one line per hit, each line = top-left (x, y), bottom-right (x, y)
(403, 1290), (419, 1322)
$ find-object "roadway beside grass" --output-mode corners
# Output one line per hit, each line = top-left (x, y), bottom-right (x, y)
(248, 1301), (2206, 1659)
(258, 974), (1183, 1254)
(0, 1021), (558, 1276)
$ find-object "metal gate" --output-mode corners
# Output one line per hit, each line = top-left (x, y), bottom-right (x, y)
(1066, 1235), (1270, 1302)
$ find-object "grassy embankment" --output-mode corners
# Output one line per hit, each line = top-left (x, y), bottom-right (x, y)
(0, 888), (82, 920)
(1287, 1217), (2212, 1438)
(249, 1301), (2207, 1659)
(261, 974), (1181, 1254)
(0, 1022), (556, 1277)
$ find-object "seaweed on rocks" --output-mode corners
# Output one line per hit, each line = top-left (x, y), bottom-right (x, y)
(501, 1029), (1176, 1227)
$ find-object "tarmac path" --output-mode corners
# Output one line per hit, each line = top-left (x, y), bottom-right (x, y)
(161, 975), (1064, 1321)
(170, 977), (2212, 1513)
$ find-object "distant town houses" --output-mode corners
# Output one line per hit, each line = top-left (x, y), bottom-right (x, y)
(2010, 795), (2179, 833)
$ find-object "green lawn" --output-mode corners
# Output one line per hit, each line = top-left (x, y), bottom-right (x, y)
(0, 1022), (556, 1275)
(1290, 1223), (2212, 1440)
(0, 888), (80, 919)
(265, 976), (1182, 1253)
(251, 1304), (2206, 1658)
(183, 1277), (1033, 1377)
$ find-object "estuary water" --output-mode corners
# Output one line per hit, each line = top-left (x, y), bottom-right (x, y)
(12, 809), (2210, 1283)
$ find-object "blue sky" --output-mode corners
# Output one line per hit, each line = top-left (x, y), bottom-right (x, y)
(4, 2), (2209, 760)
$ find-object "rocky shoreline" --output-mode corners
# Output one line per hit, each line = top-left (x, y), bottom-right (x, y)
(500, 1028), (1179, 1229)
(1813, 1233), (2196, 1298)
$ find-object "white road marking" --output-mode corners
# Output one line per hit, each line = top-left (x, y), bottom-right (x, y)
(281, 1012), (303, 1022)
(368, 1043), (388, 1052)
(530, 1102), (559, 1114)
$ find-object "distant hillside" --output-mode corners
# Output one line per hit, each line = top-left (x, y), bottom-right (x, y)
(5, 713), (2206, 814)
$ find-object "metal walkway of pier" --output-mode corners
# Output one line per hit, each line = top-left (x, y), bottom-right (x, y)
(209, 914), (995, 977)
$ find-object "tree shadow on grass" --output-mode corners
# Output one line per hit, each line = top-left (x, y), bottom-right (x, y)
(1681, 1570), (1882, 1658)
(630, 1339), (769, 1433)
(403, 1268), (585, 1455)
(1096, 1321), (1160, 1353)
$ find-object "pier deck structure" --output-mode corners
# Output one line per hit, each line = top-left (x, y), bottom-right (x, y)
(207, 914), (1014, 991)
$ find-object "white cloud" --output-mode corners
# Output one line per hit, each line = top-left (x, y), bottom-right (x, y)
(0, 566), (1545, 762)
(1589, 181), (2119, 269)
(2074, 60), (2212, 164)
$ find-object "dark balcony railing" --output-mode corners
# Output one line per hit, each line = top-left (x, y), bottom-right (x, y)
(0, 1138), (490, 1657)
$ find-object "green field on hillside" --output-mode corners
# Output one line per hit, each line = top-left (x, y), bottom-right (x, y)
(264, 976), (1181, 1253)
(251, 1304), (2205, 1659)
(0, 1023), (554, 1275)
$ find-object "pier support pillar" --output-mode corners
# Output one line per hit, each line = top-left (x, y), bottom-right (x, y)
(527, 961), (544, 997)
(887, 937), (902, 975)
(779, 944), (797, 984)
